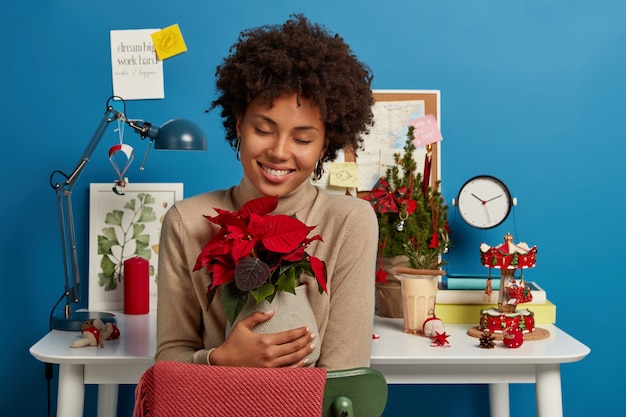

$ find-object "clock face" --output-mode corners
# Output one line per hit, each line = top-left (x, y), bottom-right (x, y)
(457, 176), (512, 229)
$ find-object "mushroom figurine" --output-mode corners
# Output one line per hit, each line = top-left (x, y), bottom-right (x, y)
(423, 317), (445, 338)
(71, 321), (103, 348)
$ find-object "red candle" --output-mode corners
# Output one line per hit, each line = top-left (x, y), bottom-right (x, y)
(123, 256), (149, 314)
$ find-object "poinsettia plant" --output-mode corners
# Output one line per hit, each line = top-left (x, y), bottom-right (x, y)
(194, 196), (327, 324)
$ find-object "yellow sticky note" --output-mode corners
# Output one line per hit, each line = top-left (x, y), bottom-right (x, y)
(151, 24), (187, 60)
(329, 162), (359, 188)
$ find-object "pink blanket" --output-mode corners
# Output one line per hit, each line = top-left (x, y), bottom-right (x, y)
(134, 361), (327, 417)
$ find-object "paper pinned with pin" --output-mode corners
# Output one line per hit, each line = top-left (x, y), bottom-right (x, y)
(110, 29), (164, 100)
(329, 162), (359, 188)
(151, 24), (188, 60)
(408, 114), (442, 147)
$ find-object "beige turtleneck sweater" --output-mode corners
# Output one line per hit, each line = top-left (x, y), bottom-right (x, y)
(155, 177), (378, 370)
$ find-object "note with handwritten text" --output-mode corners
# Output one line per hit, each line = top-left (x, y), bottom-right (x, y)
(110, 29), (164, 100)
(408, 114), (442, 147)
(329, 162), (359, 188)
(151, 24), (188, 60)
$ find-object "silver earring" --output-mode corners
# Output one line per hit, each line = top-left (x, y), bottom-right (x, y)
(235, 137), (241, 161)
(313, 160), (324, 181)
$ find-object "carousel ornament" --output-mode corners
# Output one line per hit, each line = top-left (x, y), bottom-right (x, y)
(468, 233), (549, 342)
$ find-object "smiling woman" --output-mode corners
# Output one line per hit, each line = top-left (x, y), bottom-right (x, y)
(155, 14), (379, 371)
(236, 94), (327, 197)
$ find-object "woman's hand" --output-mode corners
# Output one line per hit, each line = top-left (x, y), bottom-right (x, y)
(208, 310), (316, 367)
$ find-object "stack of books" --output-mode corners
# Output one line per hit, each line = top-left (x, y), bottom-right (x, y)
(435, 275), (556, 324)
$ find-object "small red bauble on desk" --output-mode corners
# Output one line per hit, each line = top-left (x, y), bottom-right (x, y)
(123, 256), (149, 314)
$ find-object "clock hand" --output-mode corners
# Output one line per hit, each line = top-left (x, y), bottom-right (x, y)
(471, 193), (485, 203)
(485, 194), (503, 203)
(482, 204), (492, 224)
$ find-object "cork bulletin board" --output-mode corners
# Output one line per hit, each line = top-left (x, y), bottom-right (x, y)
(345, 89), (441, 196)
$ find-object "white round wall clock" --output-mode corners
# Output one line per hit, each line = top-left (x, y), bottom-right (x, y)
(455, 175), (513, 229)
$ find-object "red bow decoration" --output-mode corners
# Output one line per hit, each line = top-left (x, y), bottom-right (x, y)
(364, 178), (417, 215)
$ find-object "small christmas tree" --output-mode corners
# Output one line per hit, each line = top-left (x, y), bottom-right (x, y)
(365, 125), (450, 281)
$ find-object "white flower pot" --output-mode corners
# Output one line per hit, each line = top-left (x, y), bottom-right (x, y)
(225, 284), (321, 365)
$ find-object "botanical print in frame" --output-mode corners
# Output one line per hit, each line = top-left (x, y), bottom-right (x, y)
(88, 183), (183, 312)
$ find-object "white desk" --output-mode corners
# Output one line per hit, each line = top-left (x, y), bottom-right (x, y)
(30, 312), (589, 417)
(371, 316), (589, 417)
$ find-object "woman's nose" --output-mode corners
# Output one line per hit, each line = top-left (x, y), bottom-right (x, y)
(267, 137), (290, 160)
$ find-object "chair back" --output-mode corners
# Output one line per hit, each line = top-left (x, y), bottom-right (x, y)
(323, 367), (388, 417)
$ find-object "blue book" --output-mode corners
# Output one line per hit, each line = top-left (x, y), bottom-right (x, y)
(445, 276), (501, 290)
(438, 279), (546, 304)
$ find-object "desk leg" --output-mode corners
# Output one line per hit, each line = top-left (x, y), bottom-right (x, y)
(97, 384), (119, 417)
(488, 383), (510, 417)
(58, 364), (84, 417)
(536, 364), (562, 417)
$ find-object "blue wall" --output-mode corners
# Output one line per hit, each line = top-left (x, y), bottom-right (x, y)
(2, 1), (622, 416)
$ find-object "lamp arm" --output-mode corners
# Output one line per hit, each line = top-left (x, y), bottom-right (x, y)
(64, 106), (124, 191)
(51, 105), (124, 319)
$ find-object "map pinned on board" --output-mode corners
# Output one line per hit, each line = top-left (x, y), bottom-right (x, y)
(329, 162), (359, 188)
(408, 114), (442, 148)
(151, 24), (188, 60)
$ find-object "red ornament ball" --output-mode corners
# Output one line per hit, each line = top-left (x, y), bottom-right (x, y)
(503, 326), (524, 348)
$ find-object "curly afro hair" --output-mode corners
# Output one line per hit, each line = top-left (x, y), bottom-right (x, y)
(211, 14), (374, 162)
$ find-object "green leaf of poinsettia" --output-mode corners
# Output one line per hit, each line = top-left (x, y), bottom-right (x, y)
(221, 282), (249, 325)
(250, 282), (276, 304)
(274, 265), (298, 294)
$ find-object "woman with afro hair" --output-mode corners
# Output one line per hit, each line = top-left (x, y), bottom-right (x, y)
(156, 14), (378, 370)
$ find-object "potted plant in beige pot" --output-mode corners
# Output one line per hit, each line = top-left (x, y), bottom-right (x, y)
(364, 125), (450, 321)
(194, 195), (327, 364)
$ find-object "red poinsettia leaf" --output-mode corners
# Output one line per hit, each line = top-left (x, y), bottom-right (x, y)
(303, 234), (323, 244)
(206, 209), (247, 229)
(308, 256), (327, 293)
(238, 196), (278, 222)
(283, 246), (306, 262)
(254, 214), (316, 253)
(210, 260), (236, 287)
(194, 231), (232, 271)
(226, 223), (250, 242)
(235, 257), (271, 291)
(231, 238), (258, 263)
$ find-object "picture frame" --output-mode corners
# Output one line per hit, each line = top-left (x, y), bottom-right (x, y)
(88, 182), (183, 312)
